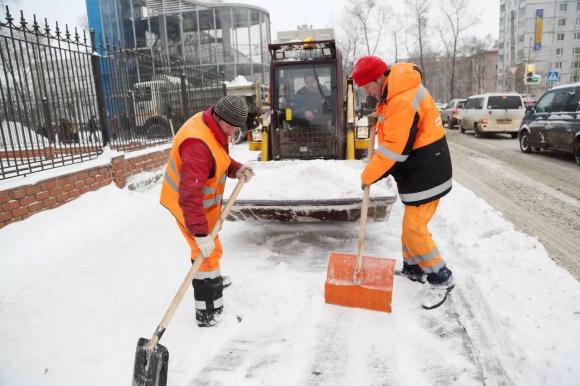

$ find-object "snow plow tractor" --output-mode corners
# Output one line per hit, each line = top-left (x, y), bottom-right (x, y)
(226, 39), (396, 222)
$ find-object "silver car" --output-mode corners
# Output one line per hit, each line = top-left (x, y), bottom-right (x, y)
(439, 98), (466, 129)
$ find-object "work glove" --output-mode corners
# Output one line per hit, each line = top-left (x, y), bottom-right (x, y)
(235, 165), (255, 182)
(367, 112), (378, 127)
(194, 235), (215, 258)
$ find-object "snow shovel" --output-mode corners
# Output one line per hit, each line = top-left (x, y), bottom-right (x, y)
(324, 124), (396, 312)
(132, 176), (248, 386)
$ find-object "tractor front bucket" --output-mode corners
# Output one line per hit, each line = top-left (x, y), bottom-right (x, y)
(226, 196), (396, 222)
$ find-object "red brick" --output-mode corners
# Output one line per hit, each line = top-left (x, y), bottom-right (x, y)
(40, 180), (55, 190)
(74, 180), (86, 189)
(12, 206), (29, 217)
(56, 193), (69, 203)
(0, 211), (12, 222)
(68, 189), (80, 199)
(53, 177), (66, 187)
(80, 186), (91, 194)
(28, 202), (43, 213)
(51, 187), (63, 196)
(42, 197), (56, 207)
(2, 200), (20, 211)
(63, 183), (75, 193)
(25, 185), (41, 195)
(11, 189), (26, 199)
(36, 191), (50, 201)
(0, 193), (9, 205)
(19, 196), (36, 206)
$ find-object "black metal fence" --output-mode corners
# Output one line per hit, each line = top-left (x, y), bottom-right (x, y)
(0, 7), (224, 180)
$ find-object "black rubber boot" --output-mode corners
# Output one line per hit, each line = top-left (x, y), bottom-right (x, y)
(399, 262), (426, 283)
(192, 276), (224, 327)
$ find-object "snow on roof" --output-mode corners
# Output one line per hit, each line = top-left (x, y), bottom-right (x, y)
(225, 75), (254, 88)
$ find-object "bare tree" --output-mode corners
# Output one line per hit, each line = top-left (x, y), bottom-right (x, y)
(344, 0), (389, 56)
(438, 0), (480, 100)
(406, 0), (430, 84)
(337, 11), (363, 76)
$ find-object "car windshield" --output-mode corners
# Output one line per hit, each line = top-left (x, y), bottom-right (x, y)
(458, 100), (466, 108)
(487, 96), (523, 109)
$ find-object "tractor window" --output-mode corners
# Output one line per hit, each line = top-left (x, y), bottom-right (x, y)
(134, 86), (152, 102)
(274, 65), (335, 128)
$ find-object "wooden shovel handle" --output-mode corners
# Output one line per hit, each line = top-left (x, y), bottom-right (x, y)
(353, 123), (376, 280)
(146, 176), (247, 351)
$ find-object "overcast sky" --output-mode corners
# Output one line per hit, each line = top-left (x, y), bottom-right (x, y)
(11, 0), (499, 61)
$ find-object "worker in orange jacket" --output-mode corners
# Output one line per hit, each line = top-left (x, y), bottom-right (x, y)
(160, 96), (254, 326)
(352, 56), (454, 309)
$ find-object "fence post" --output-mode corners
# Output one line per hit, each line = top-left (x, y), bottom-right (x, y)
(180, 71), (188, 120)
(89, 29), (110, 146)
(41, 97), (54, 143)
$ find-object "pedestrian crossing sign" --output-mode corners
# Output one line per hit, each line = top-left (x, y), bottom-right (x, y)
(547, 71), (560, 82)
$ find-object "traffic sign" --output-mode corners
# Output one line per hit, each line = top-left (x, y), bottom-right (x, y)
(547, 71), (560, 83)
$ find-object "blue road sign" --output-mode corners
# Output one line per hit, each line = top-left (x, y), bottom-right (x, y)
(547, 71), (560, 82)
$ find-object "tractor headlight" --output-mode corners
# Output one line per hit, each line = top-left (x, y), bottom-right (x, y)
(251, 129), (262, 142)
(356, 125), (369, 139)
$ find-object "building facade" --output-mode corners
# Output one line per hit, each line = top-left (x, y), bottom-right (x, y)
(498, 0), (580, 96)
(86, 0), (271, 83)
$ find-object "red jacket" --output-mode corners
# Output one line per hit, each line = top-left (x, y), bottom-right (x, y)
(178, 107), (242, 236)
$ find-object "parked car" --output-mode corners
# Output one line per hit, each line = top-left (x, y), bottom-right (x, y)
(439, 98), (466, 129)
(518, 83), (580, 165)
(460, 93), (525, 138)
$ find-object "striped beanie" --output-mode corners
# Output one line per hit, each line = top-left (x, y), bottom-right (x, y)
(213, 96), (248, 128)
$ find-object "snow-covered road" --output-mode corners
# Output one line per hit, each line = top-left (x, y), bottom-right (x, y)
(1, 143), (579, 386)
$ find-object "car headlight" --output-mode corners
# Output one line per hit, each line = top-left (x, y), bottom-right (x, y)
(356, 125), (369, 139)
(251, 129), (262, 142)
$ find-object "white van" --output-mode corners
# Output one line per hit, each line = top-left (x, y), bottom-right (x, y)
(459, 92), (525, 138)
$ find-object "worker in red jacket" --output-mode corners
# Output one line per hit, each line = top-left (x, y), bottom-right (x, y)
(160, 96), (254, 327)
(352, 56), (454, 310)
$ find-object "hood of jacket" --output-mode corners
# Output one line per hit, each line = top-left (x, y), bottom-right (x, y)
(381, 63), (422, 102)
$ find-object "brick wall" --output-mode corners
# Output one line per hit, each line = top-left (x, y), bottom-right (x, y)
(0, 148), (170, 229)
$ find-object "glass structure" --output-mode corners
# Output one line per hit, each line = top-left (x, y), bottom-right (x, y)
(86, 0), (271, 83)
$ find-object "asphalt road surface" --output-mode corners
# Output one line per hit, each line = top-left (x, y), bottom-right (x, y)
(445, 128), (580, 280)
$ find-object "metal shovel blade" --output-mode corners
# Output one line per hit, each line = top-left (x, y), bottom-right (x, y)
(132, 337), (169, 386)
(325, 252), (396, 313)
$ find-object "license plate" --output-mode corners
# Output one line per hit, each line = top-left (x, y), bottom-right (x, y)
(497, 119), (512, 124)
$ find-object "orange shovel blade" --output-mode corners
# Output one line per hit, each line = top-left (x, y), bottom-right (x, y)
(324, 252), (396, 313)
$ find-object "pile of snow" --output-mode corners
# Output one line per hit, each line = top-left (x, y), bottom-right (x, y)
(225, 75), (253, 88)
(224, 159), (395, 201)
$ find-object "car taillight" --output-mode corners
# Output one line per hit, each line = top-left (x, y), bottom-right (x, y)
(480, 119), (488, 125)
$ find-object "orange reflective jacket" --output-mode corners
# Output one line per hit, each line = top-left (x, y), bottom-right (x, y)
(160, 112), (231, 232)
(362, 63), (452, 205)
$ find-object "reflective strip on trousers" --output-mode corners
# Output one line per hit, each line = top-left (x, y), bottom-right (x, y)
(194, 268), (221, 280)
(195, 297), (224, 310)
(377, 145), (409, 162)
(399, 178), (453, 203)
(402, 247), (444, 273)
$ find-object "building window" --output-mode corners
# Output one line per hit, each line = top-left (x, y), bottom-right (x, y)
(574, 47), (580, 54)
(558, 33), (566, 41)
(571, 75), (580, 82)
(559, 18), (567, 26)
(575, 32), (580, 39)
(577, 1), (580, 11)
(561, 3), (568, 12)
(518, 34), (525, 42)
(555, 62), (563, 69)
(499, 42), (504, 49)
(573, 61), (580, 68)
(577, 16), (580, 25)
(557, 48), (564, 55)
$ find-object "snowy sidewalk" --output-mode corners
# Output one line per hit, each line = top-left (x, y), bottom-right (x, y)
(1, 144), (579, 385)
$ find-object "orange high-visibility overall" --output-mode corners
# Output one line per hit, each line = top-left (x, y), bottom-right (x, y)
(160, 112), (230, 273)
(362, 63), (452, 273)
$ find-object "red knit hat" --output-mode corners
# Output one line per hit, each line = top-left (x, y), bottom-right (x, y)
(352, 56), (388, 87)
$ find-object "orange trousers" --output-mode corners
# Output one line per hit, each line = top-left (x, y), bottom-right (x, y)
(177, 222), (223, 272)
(401, 199), (445, 274)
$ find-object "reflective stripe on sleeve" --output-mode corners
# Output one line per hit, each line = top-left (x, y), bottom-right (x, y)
(412, 85), (428, 110)
(164, 170), (179, 192)
(377, 145), (409, 162)
(399, 178), (452, 203)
